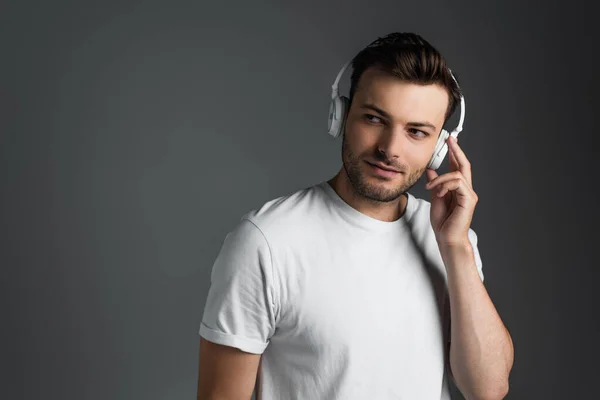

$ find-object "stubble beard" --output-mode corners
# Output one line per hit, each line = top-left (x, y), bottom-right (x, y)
(341, 134), (425, 203)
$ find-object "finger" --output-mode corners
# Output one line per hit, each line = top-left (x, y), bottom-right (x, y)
(447, 137), (472, 185)
(436, 179), (475, 203)
(436, 178), (460, 197)
(449, 143), (459, 171)
(437, 179), (464, 197)
(425, 171), (463, 190)
(425, 168), (438, 183)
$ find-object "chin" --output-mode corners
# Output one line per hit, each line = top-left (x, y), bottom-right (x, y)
(355, 175), (405, 202)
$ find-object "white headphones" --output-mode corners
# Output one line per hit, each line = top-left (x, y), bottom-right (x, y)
(327, 60), (466, 170)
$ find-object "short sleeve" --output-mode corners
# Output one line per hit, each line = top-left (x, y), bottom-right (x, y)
(199, 217), (278, 354)
(468, 228), (484, 282)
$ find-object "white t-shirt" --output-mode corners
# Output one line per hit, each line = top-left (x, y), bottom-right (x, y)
(199, 181), (484, 399)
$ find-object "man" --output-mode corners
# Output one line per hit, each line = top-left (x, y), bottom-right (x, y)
(196, 32), (514, 400)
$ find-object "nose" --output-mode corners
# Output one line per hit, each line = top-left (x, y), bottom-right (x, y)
(375, 127), (404, 160)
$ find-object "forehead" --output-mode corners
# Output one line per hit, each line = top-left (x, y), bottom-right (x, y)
(354, 67), (449, 125)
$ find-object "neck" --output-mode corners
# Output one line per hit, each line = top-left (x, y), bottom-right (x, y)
(327, 168), (408, 223)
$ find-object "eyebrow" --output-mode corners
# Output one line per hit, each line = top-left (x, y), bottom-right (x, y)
(360, 103), (438, 131)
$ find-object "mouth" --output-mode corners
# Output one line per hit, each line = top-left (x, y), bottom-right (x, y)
(365, 161), (402, 178)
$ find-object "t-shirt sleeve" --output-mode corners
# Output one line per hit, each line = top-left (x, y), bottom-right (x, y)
(468, 228), (484, 282)
(199, 217), (278, 354)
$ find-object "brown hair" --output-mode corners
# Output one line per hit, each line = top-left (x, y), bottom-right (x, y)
(349, 32), (462, 125)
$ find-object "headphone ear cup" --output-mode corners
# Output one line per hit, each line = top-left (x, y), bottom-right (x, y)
(427, 129), (450, 170)
(327, 96), (350, 138)
(339, 96), (350, 136)
(327, 97), (341, 138)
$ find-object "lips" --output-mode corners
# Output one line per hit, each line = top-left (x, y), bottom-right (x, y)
(366, 161), (402, 178)
(368, 162), (401, 173)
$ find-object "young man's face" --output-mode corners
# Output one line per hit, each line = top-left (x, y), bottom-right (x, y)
(341, 67), (449, 203)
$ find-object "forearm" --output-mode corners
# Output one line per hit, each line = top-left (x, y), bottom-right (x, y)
(439, 241), (514, 400)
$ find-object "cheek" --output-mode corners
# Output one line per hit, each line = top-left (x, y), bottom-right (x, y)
(344, 126), (376, 154)
(402, 143), (437, 173)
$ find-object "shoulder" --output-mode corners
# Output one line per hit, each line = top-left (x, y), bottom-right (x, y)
(407, 193), (484, 279)
(403, 193), (435, 238)
(240, 183), (324, 237)
(405, 194), (481, 242)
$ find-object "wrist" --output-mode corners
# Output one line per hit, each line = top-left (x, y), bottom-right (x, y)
(437, 239), (474, 267)
(437, 239), (473, 258)
(436, 237), (471, 250)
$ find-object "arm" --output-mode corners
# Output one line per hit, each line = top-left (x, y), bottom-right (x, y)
(196, 337), (261, 400)
(441, 241), (514, 400)
(424, 135), (513, 398)
(197, 217), (278, 399)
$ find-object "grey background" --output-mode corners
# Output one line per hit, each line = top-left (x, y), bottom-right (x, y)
(2, 0), (598, 399)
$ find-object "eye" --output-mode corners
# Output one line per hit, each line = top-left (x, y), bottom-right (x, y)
(364, 114), (383, 124)
(408, 128), (429, 138)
